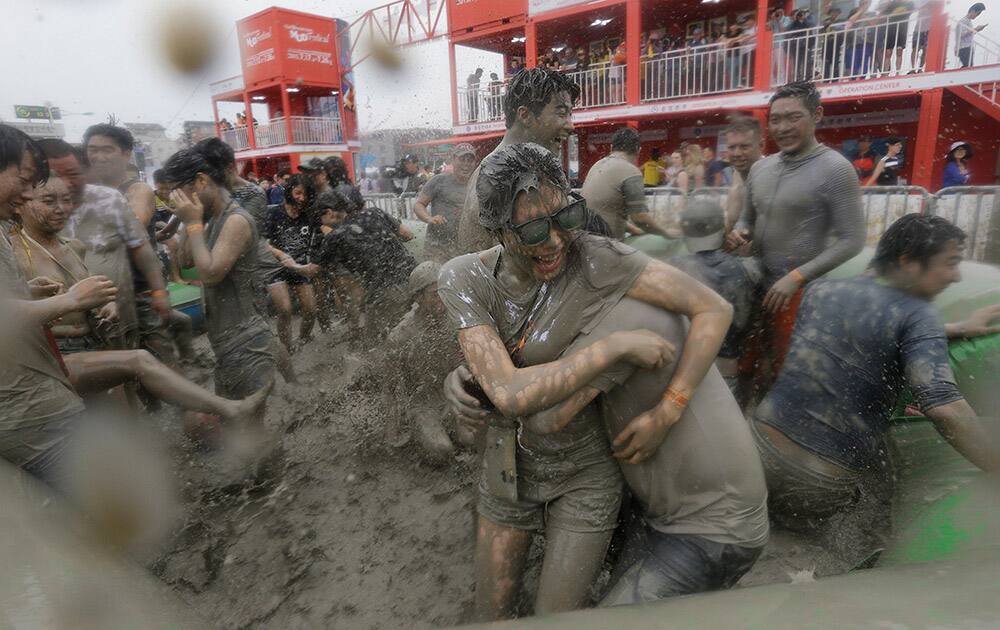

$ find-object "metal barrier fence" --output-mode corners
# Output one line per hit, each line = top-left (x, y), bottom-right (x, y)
(565, 61), (627, 109)
(933, 186), (999, 262)
(361, 186), (999, 263)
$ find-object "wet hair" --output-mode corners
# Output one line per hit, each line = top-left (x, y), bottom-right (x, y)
(503, 68), (581, 129)
(83, 124), (135, 152)
(724, 115), (762, 140)
(476, 142), (568, 232)
(314, 189), (352, 214)
(324, 156), (351, 186)
(970, 3), (985, 13)
(161, 147), (227, 186)
(611, 128), (641, 155)
(0, 124), (48, 184)
(37, 138), (83, 166)
(194, 136), (236, 170)
(283, 173), (313, 206)
(650, 148), (661, 160)
(870, 214), (966, 274)
(886, 136), (902, 146)
(152, 168), (166, 184)
(769, 80), (822, 112)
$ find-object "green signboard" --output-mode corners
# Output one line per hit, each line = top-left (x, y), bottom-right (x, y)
(14, 105), (60, 120)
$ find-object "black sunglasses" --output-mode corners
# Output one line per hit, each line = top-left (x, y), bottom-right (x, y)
(507, 192), (588, 246)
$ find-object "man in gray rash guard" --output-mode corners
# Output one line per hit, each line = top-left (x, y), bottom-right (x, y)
(726, 80), (864, 386)
(580, 127), (674, 240)
(753, 214), (1000, 572)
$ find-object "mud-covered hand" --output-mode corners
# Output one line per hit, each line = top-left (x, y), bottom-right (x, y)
(762, 271), (803, 313)
(724, 228), (751, 251)
(95, 300), (119, 322)
(429, 215), (447, 225)
(950, 304), (1000, 338)
(612, 401), (683, 464)
(169, 189), (205, 225)
(151, 291), (171, 320)
(67, 275), (117, 311)
(615, 329), (676, 370)
(443, 365), (490, 430)
(27, 276), (63, 298)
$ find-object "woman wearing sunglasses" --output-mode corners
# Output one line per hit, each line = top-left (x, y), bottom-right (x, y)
(438, 143), (733, 620)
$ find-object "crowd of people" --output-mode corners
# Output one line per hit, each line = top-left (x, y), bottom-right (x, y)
(1, 65), (998, 625)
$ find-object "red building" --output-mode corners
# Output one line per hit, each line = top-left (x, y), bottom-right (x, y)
(209, 7), (360, 180)
(441, 0), (1000, 190)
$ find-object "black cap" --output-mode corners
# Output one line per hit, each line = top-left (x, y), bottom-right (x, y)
(299, 157), (326, 173)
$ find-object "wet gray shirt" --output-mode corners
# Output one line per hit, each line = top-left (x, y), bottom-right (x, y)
(231, 184), (284, 282)
(0, 222), (85, 468)
(756, 276), (964, 470)
(61, 184), (147, 335)
(737, 144), (865, 284)
(419, 173), (468, 247)
(580, 154), (648, 240)
(439, 234), (650, 454)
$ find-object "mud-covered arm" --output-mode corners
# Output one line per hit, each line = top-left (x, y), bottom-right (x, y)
(457, 325), (658, 418)
(522, 386), (601, 434)
(927, 399), (1000, 472)
(186, 214), (252, 286)
(626, 258), (732, 401)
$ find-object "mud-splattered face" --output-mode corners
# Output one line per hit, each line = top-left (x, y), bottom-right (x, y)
(0, 152), (37, 220)
(500, 185), (570, 282)
(46, 154), (86, 205)
(453, 154), (476, 181)
(523, 91), (574, 153)
(769, 97), (821, 155)
(24, 176), (73, 234)
(905, 239), (964, 300)
(725, 130), (762, 176)
(85, 134), (130, 183)
(416, 283), (446, 317)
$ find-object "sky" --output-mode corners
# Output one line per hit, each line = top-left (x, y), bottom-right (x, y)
(0, 0), (501, 142)
(0, 0), (994, 142)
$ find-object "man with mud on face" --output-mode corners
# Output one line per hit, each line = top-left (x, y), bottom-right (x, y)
(455, 68), (579, 255)
(437, 143), (739, 620)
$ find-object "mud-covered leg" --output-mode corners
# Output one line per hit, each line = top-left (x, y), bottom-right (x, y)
(535, 526), (614, 614)
(474, 516), (532, 621)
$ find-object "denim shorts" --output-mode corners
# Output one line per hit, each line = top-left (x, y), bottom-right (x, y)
(600, 526), (762, 606)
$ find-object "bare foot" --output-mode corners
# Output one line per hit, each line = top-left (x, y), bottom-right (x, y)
(224, 378), (275, 422)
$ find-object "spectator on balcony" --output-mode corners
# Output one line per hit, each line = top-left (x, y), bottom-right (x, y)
(581, 128), (676, 240)
(575, 47), (590, 72)
(509, 58), (523, 76)
(878, 0), (915, 76)
(941, 141), (973, 188)
(488, 72), (504, 120)
(845, 1), (877, 77)
(610, 41), (627, 103)
(235, 113), (246, 128)
(820, 8), (846, 80)
(910, 0), (934, 71)
(414, 143), (477, 262)
(467, 67), (484, 122)
(956, 3), (987, 67)
(720, 23), (746, 89)
(456, 68), (579, 254)
(786, 10), (816, 80)
(268, 170), (290, 206)
(219, 118), (233, 131)
(769, 8), (791, 33)
(726, 81), (864, 396)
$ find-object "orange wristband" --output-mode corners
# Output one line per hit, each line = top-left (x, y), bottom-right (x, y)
(663, 387), (690, 409)
(790, 269), (806, 284)
(185, 223), (204, 235)
(150, 289), (167, 298)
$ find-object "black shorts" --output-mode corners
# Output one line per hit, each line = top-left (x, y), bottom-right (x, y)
(884, 22), (908, 49)
(911, 30), (928, 49)
(273, 269), (313, 287)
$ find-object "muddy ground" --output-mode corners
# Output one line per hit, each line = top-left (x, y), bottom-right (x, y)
(147, 325), (834, 629)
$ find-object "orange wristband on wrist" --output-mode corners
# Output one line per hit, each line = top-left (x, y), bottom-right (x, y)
(185, 223), (204, 235)
(663, 387), (690, 409)
(150, 289), (167, 298)
(790, 269), (806, 284)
